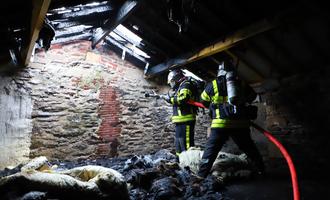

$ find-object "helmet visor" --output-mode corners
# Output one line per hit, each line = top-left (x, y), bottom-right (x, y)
(168, 70), (184, 88)
(169, 79), (176, 88)
(167, 71), (175, 84)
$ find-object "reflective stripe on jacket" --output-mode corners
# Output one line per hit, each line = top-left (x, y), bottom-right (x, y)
(201, 76), (249, 128)
(169, 79), (197, 123)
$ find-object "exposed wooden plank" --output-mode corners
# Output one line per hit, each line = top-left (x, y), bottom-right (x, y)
(104, 36), (147, 63)
(123, 23), (169, 60)
(21, 0), (51, 66)
(245, 41), (276, 72)
(48, 4), (113, 20)
(91, 0), (139, 48)
(49, 0), (106, 9)
(52, 32), (92, 44)
(51, 12), (110, 29)
(137, 1), (191, 47)
(145, 19), (276, 77)
(127, 16), (182, 56)
(55, 25), (93, 38)
(225, 50), (264, 83)
(194, 2), (230, 34)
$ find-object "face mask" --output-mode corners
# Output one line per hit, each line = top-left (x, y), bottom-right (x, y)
(169, 80), (176, 88)
(168, 70), (183, 89)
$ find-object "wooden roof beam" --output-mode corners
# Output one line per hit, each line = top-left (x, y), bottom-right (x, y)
(21, 0), (51, 66)
(225, 50), (264, 83)
(91, 0), (139, 48)
(49, 0), (106, 9)
(127, 16), (182, 56)
(48, 3), (113, 20)
(145, 19), (275, 78)
(55, 25), (93, 38)
(52, 32), (92, 44)
(137, 1), (193, 49)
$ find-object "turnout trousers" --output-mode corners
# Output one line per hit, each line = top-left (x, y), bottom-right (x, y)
(198, 127), (264, 178)
(175, 121), (195, 155)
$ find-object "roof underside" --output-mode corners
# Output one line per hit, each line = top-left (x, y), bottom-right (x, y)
(1, 0), (329, 92)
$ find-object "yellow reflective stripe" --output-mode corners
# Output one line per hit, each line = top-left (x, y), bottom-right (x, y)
(213, 96), (223, 103)
(186, 125), (190, 149)
(170, 97), (175, 104)
(176, 152), (180, 156)
(216, 108), (220, 119)
(213, 80), (218, 96)
(211, 119), (250, 128)
(212, 119), (249, 124)
(172, 114), (196, 123)
(178, 108), (182, 116)
(179, 88), (192, 96)
(201, 91), (210, 101)
(212, 80), (223, 103)
(177, 88), (191, 104)
(211, 80), (228, 103)
(211, 123), (226, 128)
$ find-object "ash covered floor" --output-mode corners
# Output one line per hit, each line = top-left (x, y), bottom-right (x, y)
(1, 149), (329, 200)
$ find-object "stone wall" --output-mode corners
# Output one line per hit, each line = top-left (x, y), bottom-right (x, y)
(0, 84), (33, 168)
(0, 67), (34, 167)
(260, 67), (330, 178)
(0, 41), (209, 167)
(5, 39), (313, 171)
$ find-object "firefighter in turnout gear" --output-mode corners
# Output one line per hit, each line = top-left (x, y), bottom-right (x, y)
(197, 60), (265, 178)
(165, 69), (198, 156)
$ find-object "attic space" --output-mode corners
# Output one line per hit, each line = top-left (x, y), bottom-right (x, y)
(0, 0), (330, 199)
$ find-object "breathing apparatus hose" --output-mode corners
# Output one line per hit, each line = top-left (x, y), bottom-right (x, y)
(187, 99), (300, 200)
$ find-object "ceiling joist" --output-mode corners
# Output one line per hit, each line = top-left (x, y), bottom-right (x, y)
(225, 50), (264, 83)
(48, 4), (113, 20)
(21, 0), (51, 66)
(144, 19), (276, 78)
(127, 17), (182, 55)
(91, 0), (140, 48)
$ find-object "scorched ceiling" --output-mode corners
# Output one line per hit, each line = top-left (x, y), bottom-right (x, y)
(1, 0), (329, 92)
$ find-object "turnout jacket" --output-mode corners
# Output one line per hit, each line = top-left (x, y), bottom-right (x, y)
(201, 76), (254, 128)
(169, 79), (198, 123)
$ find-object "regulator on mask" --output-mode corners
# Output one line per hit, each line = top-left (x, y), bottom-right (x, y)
(218, 61), (241, 106)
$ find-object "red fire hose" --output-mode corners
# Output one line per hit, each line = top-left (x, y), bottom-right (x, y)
(187, 100), (300, 200)
(251, 123), (300, 200)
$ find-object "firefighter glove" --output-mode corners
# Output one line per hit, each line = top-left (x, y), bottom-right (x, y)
(161, 94), (171, 103)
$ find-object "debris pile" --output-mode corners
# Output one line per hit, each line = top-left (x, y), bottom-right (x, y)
(0, 149), (253, 200)
(0, 156), (128, 200)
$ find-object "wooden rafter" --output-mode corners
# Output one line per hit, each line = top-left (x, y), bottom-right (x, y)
(128, 16), (182, 55)
(91, 0), (139, 48)
(22, 0), (51, 66)
(144, 19), (276, 78)
(225, 50), (264, 83)
(48, 4), (113, 20)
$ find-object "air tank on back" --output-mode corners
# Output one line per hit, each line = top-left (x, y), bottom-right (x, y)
(225, 70), (240, 106)
(217, 61), (241, 106)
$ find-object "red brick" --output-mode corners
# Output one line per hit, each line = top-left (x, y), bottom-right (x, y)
(97, 85), (121, 156)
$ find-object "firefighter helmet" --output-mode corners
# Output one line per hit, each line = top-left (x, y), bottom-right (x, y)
(167, 69), (185, 89)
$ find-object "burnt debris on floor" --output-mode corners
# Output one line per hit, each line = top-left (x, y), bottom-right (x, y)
(1, 149), (330, 200)
(0, 148), (257, 200)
